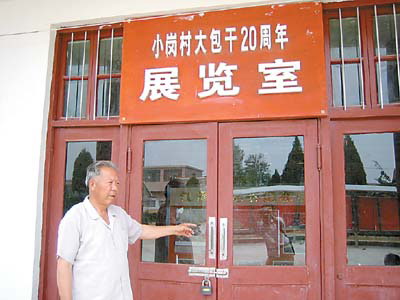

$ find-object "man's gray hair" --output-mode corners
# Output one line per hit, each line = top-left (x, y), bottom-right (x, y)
(85, 161), (118, 187)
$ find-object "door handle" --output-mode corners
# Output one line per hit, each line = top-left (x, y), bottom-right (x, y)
(220, 218), (228, 261)
(208, 217), (216, 259)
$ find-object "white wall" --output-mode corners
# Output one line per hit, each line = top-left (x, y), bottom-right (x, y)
(0, 30), (52, 299)
(0, 0), (347, 299)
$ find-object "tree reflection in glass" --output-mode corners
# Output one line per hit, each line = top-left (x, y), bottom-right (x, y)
(344, 133), (400, 266)
(233, 136), (306, 266)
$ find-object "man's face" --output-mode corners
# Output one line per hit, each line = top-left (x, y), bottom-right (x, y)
(89, 167), (119, 208)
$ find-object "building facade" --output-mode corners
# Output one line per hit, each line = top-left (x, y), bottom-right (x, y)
(0, 0), (399, 299)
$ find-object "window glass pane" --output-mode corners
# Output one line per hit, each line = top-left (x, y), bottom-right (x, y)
(344, 133), (400, 266)
(64, 141), (112, 214)
(142, 140), (207, 265)
(376, 60), (400, 104)
(330, 19), (341, 59)
(330, 17), (360, 60)
(331, 64), (342, 107)
(98, 37), (123, 75)
(374, 14), (400, 56)
(96, 78), (120, 117)
(63, 80), (88, 118)
(65, 40), (90, 77)
(233, 136), (305, 266)
(163, 169), (183, 181)
(144, 169), (161, 182)
(331, 63), (362, 107)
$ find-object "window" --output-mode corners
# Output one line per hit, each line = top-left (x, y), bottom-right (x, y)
(55, 25), (123, 120)
(163, 168), (183, 181)
(326, 3), (400, 110)
(144, 169), (161, 182)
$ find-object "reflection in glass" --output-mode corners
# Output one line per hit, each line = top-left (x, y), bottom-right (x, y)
(63, 39), (90, 118)
(63, 141), (112, 214)
(376, 60), (400, 104)
(329, 16), (365, 108)
(344, 133), (400, 266)
(96, 78), (120, 117)
(233, 136), (305, 266)
(330, 17), (360, 60)
(65, 40), (90, 77)
(141, 140), (207, 265)
(374, 14), (400, 57)
(331, 64), (363, 107)
(98, 37), (123, 75)
(96, 37), (122, 117)
(374, 13), (400, 105)
(63, 80), (88, 118)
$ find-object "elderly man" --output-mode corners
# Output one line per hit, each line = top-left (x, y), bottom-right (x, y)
(57, 161), (195, 300)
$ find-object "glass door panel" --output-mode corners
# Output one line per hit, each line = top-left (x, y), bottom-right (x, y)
(63, 141), (112, 213)
(141, 139), (207, 265)
(344, 133), (400, 266)
(218, 120), (320, 300)
(233, 136), (305, 266)
(129, 123), (218, 300)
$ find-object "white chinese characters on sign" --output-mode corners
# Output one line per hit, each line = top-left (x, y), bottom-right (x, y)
(194, 30), (207, 55)
(180, 31), (192, 56)
(258, 59), (302, 94)
(139, 59), (302, 101)
(152, 34), (164, 59)
(275, 24), (288, 50)
(151, 24), (289, 59)
(140, 67), (181, 101)
(139, 21), (303, 101)
(166, 33), (178, 57)
(260, 25), (272, 50)
(198, 63), (240, 98)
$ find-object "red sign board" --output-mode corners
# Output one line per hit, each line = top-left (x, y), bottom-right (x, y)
(120, 2), (327, 124)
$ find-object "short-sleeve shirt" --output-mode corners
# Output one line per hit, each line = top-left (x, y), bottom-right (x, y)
(57, 197), (142, 300)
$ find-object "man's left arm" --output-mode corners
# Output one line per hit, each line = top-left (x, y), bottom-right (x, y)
(140, 223), (196, 240)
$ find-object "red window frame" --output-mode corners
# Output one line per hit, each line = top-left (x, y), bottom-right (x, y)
(50, 24), (123, 124)
(324, 0), (400, 119)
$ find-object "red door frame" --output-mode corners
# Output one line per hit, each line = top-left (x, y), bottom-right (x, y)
(218, 120), (321, 300)
(128, 122), (218, 300)
(39, 126), (121, 300)
(331, 117), (400, 299)
(41, 119), (325, 299)
(128, 120), (322, 299)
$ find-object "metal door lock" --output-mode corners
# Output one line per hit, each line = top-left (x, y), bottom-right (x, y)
(201, 277), (213, 296)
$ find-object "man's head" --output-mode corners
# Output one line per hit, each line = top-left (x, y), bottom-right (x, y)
(85, 161), (119, 209)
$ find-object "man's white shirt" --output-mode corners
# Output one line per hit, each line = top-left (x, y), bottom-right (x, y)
(57, 197), (142, 300)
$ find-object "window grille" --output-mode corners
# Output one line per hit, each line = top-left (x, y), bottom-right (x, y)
(59, 26), (123, 120)
(327, 3), (400, 110)
(64, 32), (90, 119)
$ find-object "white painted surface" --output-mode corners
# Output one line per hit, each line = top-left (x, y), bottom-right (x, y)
(0, 0), (346, 35)
(0, 0), (348, 299)
(0, 30), (52, 299)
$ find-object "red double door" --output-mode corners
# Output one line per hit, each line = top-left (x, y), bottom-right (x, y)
(128, 120), (321, 300)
